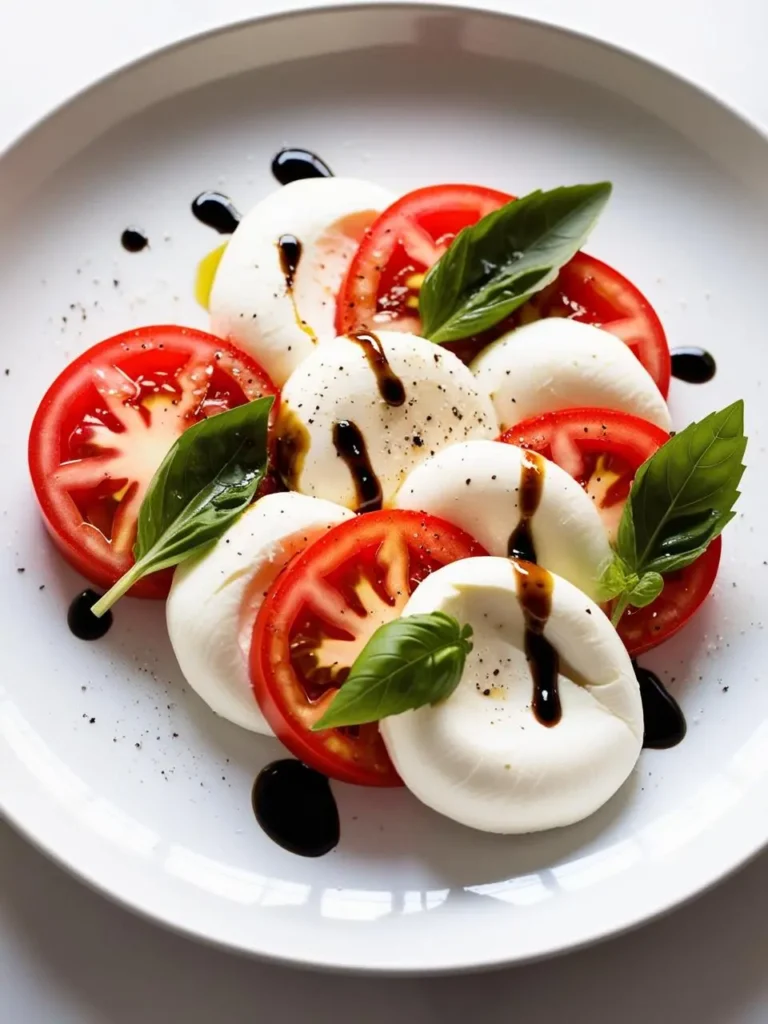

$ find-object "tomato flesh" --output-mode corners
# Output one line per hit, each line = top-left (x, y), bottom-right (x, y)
(501, 407), (718, 655)
(250, 510), (487, 786)
(336, 184), (512, 337)
(29, 325), (276, 597)
(513, 253), (671, 396)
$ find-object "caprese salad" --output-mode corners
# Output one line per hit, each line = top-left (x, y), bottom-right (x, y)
(28, 163), (747, 855)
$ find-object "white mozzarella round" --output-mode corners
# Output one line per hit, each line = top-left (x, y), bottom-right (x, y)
(276, 332), (499, 509)
(209, 178), (395, 386)
(166, 492), (354, 734)
(381, 557), (643, 834)
(470, 318), (671, 431)
(394, 439), (610, 600)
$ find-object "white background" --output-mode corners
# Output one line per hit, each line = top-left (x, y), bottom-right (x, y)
(1, 1), (767, 1020)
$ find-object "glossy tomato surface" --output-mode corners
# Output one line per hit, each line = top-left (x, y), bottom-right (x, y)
(502, 407), (718, 655)
(29, 325), (276, 597)
(335, 184), (512, 337)
(514, 252), (671, 396)
(250, 509), (487, 786)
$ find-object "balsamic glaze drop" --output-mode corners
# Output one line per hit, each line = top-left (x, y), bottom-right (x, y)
(512, 561), (561, 726)
(633, 661), (687, 749)
(191, 192), (241, 234)
(277, 234), (302, 290)
(332, 420), (382, 513)
(671, 346), (717, 384)
(120, 228), (149, 253)
(350, 332), (406, 406)
(271, 148), (334, 186)
(68, 589), (113, 641)
(507, 450), (545, 562)
(252, 760), (339, 857)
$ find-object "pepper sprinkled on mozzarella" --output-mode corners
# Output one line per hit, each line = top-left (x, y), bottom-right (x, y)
(274, 331), (499, 510)
(394, 439), (611, 600)
(209, 178), (395, 386)
(380, 557), (643, 834)
(471, 318), (672, 431)
(166, 493), (354, 734)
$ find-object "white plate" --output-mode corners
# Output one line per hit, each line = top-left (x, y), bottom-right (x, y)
(1, 2), (767, 973)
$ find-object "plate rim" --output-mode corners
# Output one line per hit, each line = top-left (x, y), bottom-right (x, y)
(1, 0), (767, 974)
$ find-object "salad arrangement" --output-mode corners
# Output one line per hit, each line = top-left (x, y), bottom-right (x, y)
(28, 155), (746, 855)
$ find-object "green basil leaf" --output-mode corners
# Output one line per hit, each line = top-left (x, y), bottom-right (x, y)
(312, 613), (473, 730)
(91, 396), (273, 616)
(627, 571), (664, 608)
(598, 555), (632, 601)
(617, 400), (746, 575)
(419, 182), (612, 344)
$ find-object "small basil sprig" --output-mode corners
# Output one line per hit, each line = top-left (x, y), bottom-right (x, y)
(312, 612), (473, 730)
(91, 396), (273, 617)
(600, 400), (746, 625)
(419, 182), (612, 344)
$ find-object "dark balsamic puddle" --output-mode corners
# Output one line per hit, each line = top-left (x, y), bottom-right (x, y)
(120, 228), (148, 252)
(670, 347), (716, 384)
(191, 191), (241, 234)
(252, 760), (339, 857)
(633, 662), (687, 749)
(271, 148), (334, 185)
(68, 589), (112, 641)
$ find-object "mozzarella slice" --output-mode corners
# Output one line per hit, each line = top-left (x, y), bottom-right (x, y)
(471, 318), (671, 431)
(276, 331), (499, 509)
(394, 440), (610, 600)
(166, 492), (354, 734)
(209, 178), (395, 386)
(381, 557), (643, 834)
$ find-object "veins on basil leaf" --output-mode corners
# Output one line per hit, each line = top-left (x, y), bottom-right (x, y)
(419, 181), (612, 344)
(91, 396), (273, 617)
(312, 612), (473, 730)
(600, 400), (746, 625)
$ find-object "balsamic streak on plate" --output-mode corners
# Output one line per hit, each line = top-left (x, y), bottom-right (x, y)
(252, 759), (340, 857)
(191, 192), (241, 234)
(120, 228), (149, 253)
(68, 589), (113, 641)
(271, 148), (334, 186)
(670, 346), (717, 384)
(632, 661), (687, 748)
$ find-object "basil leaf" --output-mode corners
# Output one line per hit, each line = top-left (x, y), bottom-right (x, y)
(312, 613), (473, 730)
(91, 396), (273, 616)
(607, 400), (746, 625)
(419, 182), (612, 344)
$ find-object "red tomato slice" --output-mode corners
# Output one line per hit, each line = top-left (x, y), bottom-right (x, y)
(250, 509), (487, 786)
(501, 407), (719, 655)
(335, 184), (512, 337)
(29, 325), (276, 597)
(514, 253), (671, 397)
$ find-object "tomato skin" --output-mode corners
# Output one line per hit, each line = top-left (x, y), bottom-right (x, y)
(501, 407), (719, 655)
(617, 537), (722, 657)
(515, 252), (671, 397)
(29, 325), (276, 598)
(336, 184), (513, 336)
(250, 509), (487, 787)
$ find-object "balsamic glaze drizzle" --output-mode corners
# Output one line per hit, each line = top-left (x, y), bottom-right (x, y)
(191, 191), (241, 234)
(120, 228), (148, 252)
(507, 450), (545, 562)
(670, 346), (717, 384)
(68, 589), (113, 641)
(513, 561), (561, 726)
(633, 661), (687, 749)
(350, 332), (406, 406)
(271, 148), (334, 186)
(252, 760), (339, 857)
(277, 234), (302, 290)
(332, 420), (382, 513)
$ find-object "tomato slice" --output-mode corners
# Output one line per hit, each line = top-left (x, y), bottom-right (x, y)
(335, 184), (512, 337)
(514, 253), (671, 397)
(501, 407), (719, 655)
(29, 325), (276, 597)
(250, 509), (487, 786)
